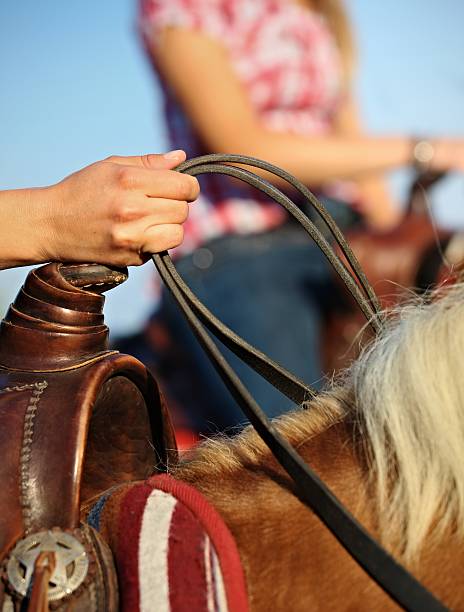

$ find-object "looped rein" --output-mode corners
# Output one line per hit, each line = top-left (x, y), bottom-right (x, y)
(152, 154), (447, 612)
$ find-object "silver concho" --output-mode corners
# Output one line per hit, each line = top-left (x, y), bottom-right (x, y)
(6, 530), (89, 601)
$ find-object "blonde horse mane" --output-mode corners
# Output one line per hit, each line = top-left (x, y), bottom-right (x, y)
(175, 282), (464, 562)
(352, 281), (464, 560)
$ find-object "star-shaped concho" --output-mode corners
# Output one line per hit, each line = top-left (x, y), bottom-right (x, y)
(7, 530), (89, 600)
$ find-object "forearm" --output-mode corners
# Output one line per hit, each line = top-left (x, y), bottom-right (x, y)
(206, 127), (412, 185)
(0, 187), (53, 270)
(214, 127), (404, 230)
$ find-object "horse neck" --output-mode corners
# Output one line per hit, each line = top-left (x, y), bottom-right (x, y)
(295, 419), (464, 611)
(180, 415), (464, 611)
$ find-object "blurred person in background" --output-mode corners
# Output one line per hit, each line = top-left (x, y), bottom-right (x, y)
(137, 0), (464, 434)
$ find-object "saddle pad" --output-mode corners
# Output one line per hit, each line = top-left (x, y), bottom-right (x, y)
(87, 474), (248, 612)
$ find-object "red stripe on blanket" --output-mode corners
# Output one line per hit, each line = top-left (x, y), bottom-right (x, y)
(168, 501), (209, 611)
(149, 474), (249, 612)
(117, 482), (154, 612)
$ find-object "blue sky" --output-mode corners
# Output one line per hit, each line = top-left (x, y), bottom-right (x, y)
(1, 1), (464, 334)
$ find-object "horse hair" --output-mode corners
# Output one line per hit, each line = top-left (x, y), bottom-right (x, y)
(174, 282), (464, 562)
(352, 281), (464, 560)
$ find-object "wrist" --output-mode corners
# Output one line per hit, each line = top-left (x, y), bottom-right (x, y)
(25, 186), (59, 264)
(0, 185), (57, 269)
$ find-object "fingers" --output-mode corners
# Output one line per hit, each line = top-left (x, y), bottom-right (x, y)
(141, 223), (185, 254)
(112, 165), (199, 202)
(141, 198), (189, 224)
(111, 218), (185, 264)
(110, 198), (189, 263)
(103, 150), (199, 201)
(105, 150), (186, 170)
(112, 197), (189, 225)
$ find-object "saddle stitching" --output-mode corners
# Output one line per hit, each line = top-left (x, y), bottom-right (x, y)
(0, 384), (40, 394)
(19, 380), (48, 533)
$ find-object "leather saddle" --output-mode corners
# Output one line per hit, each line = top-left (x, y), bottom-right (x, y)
(324, 172), (464, 372)
(0, 262), (177, 611)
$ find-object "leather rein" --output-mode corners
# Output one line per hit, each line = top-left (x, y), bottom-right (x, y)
(152, 154), (447, 611)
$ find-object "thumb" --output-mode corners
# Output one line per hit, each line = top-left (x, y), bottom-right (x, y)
(106, 150), (187, 170)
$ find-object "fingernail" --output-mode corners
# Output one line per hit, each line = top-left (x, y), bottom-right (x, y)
(163, 150), (185, 160)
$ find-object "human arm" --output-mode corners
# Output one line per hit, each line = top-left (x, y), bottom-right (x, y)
(147, 28), (464, 185)
(333, 97), (402, 229)
(0, 151), (199, 270)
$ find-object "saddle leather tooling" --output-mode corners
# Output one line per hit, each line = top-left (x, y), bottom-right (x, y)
(0, 263), (177, 611)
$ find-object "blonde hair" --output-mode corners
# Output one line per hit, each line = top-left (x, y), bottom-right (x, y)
(310, 0), (356, 86)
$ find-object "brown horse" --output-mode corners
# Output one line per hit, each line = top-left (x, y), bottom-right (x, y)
(168, 282), (464, 611)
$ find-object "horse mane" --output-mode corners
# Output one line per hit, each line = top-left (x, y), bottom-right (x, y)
(351, 281), (464, 560)
(174, 282), (464, 562)
(175, 389), (348, 477)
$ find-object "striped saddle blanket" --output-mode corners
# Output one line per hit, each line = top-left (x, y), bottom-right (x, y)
(87, 474), (248, 612)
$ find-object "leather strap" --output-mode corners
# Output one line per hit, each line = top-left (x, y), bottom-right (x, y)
(152, 154), (447, 612)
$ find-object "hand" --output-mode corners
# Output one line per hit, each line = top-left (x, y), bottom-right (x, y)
(38, 150), (199, 267)
(431, 139), (464, 174)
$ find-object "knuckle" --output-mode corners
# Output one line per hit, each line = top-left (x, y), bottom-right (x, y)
(171, 175), (196, 201)
(138, 154), (150, 169)
(139, 153), (156, 169)
(169, 224), (184, 247)
(172, 176), (187, 200)
(111, 200), (138, 223)
(174, 201), (189, 223)
(188, 176), (200, 200)
(180, 201), (189, 222)
(115, 166), (136, 190)
(177, 175), (199, 201)
(110, 226), (133, 250)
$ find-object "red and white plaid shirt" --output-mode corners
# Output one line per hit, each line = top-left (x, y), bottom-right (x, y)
(140, 0), (345, 258)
